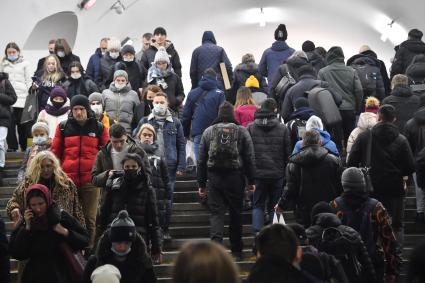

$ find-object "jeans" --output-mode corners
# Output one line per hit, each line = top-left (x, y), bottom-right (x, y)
(77, 183), (100, 249)
(413, 173), (425, 213)
(208, 172), (245, 253)
(340, 110), (356, 146)
(252, 178), (284, 233)
(0, 126), (7, 167)
(193, 134), (202, 161)
(380, 196), (405, 246)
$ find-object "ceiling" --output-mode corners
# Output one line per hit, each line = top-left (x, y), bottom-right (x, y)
(0, 0), (422, 88)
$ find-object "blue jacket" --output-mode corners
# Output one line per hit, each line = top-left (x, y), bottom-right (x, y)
(293, 129), (339, 157)
(182, 76), (226, 138)
(86, 48), (103, 81)
(190, 31), (233, 90)
(136, 114), (186, 171)
(259, 41), (294, 84)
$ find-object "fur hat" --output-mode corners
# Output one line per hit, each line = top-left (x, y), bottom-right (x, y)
(341, 167), (366, 193)
(31, 121), (50, 135)
(274, 24), (288, 41)
(154, 47), (170, 64)
(109, 210), (136, 242)
(113, 69), (128, 81)
(302, 40), (316, 52)
(91, 265), (121, 283)
(242, 53), (255, 64)
(306, 115), (323, 131)
(245, 75), (260, 89)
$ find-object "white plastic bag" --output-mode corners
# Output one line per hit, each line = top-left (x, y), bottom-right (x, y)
(272, 212), (286, 225)
(186, 140), (196, 167)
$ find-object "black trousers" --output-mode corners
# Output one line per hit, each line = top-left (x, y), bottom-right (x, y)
(7, 107), (29, 151)
(207, 171), (245, 253)
(340, 110), (356, 146)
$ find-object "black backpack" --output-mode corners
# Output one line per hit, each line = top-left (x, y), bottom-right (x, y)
(410, 79), (425, 96)
(286, 118), (307, 145)
(351, 63), (379, 96)
(207, 123), (240, 170)
(307, 87), (342, 127)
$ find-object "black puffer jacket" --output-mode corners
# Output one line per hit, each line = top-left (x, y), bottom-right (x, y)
(98, 173), (161, 253)
(404, 107), (425, 155)
(382, 85), (420, 131)
(62, 76), (99, 99)
(306, 213), (376, 283)
(406, 61), (425, 85)
(391, 39), (425, 77)
(148, 72), (185, 111)
(278, 145), (342, 226)
(97, 52), (121, 90)
(0, 72), (17, 128)
(140, 142), (171, 230)
(141, 42), (182, 77)
(84, 231), (156, 283)
(347, 122), (415, 198)
(247, 109), (291, 179)
(232, 62), (267, 93)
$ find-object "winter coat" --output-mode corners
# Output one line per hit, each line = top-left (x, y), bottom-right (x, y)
(37, 99), (70, 138)
(136, 113), (186, 171)
(0, 56), (32, 108)
(247, 109), (291, 179)
(259, 41), (295, 84)
(346, 112), (378, 157)
(318, 47), (364, 112)
(0, 73), (17, 127)
(52, 114), (109, 186)
(405, 107), (425, 155)
(197, 121), (256, 187)
(382, 85), (420, 131)
(278, 145), (342, 225)
(83, 231), (156, 283)
(391, 39), (425, 77)
(247, 254), (313, 283)
(306, 213), (376, 283)
(140, 142), (171, 230)
(97, 52), (121, 90)
(285, 107), (315, 148)
(232, 62), (267, 93)
(33, 72), (67, 111)
(17, 142), (52, 183)
(58, 53), (81, 74)
(347, 122), (415, 198)
(406, 61), (425, 84)
(182, 75), (225, 138)
(281, 73), (330, 120)
(86, 48), (103, 81)
(269, 56), (309, 102)
(306, 51), (326, 74)
(102, 82), (140, 133)
(118, 60), (147, 92)
(360, 49), (391, 96)
(234, 104), (258, 127)
(62, 76), (99, 99)
(98, 173), (161, 253)
(9, 207), (89, 283)
(147, 68), (185, 111)
(293, 129), (340, 157)
(0, 218), (9, 283)
(6, 177), (86, 226)
(141, 41), (182, 77)
(190, 31), (233, 89)
(91, 137), (152, 188)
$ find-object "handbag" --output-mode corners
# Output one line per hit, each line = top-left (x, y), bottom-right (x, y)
(59, 242), (86, 283)
(361, 129), (374, 193)
(21, 89), (39, 124)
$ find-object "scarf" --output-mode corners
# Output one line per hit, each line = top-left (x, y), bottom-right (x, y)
(147, 65), (172, 89)
(44, 103), (70, 117)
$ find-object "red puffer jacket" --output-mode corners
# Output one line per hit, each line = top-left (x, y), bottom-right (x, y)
(52, 116), (109, 186)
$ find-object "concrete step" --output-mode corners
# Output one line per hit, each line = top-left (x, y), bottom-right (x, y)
(169, 224), (253, 238)
(163, 236), (255, 251)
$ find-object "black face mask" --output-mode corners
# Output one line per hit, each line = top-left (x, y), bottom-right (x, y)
(52, 100), (65, 108)
(124, 169), (139, 182)
(145, 100), (153, 108)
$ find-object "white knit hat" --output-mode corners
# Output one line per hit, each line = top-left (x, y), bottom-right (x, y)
(108, 37), (121, 51)
(31, 121), (50, 135)
(91, 264), (121, 283)
(154, 47), (170, 64)
(306, 115), (323, 131)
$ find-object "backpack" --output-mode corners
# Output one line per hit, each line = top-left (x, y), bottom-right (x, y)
(351, 63), (379, 96)
(286, 118), (307, 143)
(334, 197), (379, 258)
(275, 69), (296, 103)
(207, 123), (240, 170)
(319, 226), (364, 283)
(307, 87), (342, 127)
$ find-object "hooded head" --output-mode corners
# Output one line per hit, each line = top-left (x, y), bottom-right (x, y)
(325, 46), (345, 65)
(26, 184), (52, 208)
(306, 115), (323, 131)
(274, 24), (288, 41)
(202, 31), (217, 44)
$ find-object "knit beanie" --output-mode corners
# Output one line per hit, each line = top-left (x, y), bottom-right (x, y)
(154, 27), (167, 36)
(88, 92), (103, 104)
(113, 69), (128, 81)
(31, 121), (50, 136)
(217, 101), (236, 121)
(245, 75), (260, 89)
(274, 24), (288, 41)
(91, 264), (121, 283)
(50, 86), (67, 100)
(138, 123), (157, 141)
(260, 98), (277, 112)
(306, 115), (323, 131)
(242, 53), (255, 64)
(365, 96), (380, 114)
(409, 29), (423, 40)
(109, 210), (136, 242)
(294, 97), (309, 109)
(341, 167), (366, 193)
(70, 94), (90, 112)
(154, 47), (170, 64)
(120, 44), (135, 55)
(108, 37), (121, 51)
(302, 40), (316, 52)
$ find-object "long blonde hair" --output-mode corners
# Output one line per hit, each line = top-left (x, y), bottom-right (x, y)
(27, 151), (71, 189)
(42, 54), (63, 83)
(234, 86), (256, 108)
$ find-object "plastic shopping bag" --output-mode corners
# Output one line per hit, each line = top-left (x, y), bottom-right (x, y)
(272, 212), (286, 225)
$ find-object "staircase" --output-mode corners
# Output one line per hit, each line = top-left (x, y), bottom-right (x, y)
(0, 152), (423, 282)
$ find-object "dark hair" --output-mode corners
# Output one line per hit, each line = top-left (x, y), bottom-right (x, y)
(302, 130), (321, 146)
(5, 42), (20, 56)
(203, 68), (217, 78)
(109, 123), (127, 138)
(143, 33), (152, 40)
(256, 224), (299, 263)
(26, 189), (47, 205)
(121, 153), (143, 167)
(68, 61), (84, 76)
(154, 27), (167, 36)
(378, 104), (396, 123)
(287, 223), (308, 246)
(314, 46), (327, 58)
(142, 84), (162, 100)
(54, 38), (72, 55)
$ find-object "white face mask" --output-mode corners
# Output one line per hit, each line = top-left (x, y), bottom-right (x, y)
(109, 52), (119, 59)
(115, 83), (126, 90)
(153, 104), (167, 115)
(71, 73), (81, 80)
(57, 51), (65, 58)
(123, 55), (134, 62)
(33, 136), (48, 145)
(91, 104), (103, 115)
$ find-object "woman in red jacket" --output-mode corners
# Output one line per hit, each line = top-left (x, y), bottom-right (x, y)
(234, 86), (258, 127)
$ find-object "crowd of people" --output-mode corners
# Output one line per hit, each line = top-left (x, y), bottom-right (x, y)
(0, 23), (425, 283)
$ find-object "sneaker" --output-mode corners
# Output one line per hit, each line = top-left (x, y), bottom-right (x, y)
(163, 231), (172, 241)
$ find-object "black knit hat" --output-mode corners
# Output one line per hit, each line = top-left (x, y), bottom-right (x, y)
(109, 210), (136, 242)
(294, 97), (309, 109)
(274, 24), (288, 41)
(70, 94), (90, 112)
(120, 44), (135, 55)
(341, 167), (366, 193)
(302, 40), (316, 52)
(409, 29), (423, 40)
(154, 27), (167, 36)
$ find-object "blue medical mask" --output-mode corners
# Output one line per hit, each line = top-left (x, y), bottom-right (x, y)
(7, 55), (18, 62)
(33, 136), (48, 145)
